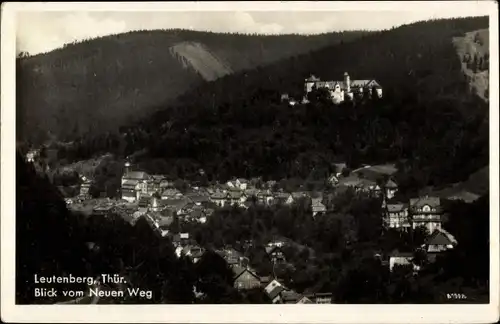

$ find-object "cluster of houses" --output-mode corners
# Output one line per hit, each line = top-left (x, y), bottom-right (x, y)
(48, 156), (462, 298)
(72, 161), (460, 250)
(168, 235), (333, 304)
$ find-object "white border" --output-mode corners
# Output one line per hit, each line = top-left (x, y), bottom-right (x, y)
(1, 1), (499, 323)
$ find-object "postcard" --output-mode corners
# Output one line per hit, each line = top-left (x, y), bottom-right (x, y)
(1, 1), (499, 323)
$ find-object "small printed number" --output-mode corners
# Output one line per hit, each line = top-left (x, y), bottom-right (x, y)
(447, 293), (467, 300)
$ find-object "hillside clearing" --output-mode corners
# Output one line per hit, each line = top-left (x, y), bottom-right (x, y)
(170, 41), (233, 81)
(453, 29), (489, 102)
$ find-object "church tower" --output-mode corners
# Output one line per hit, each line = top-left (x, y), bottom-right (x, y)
(152, 194), (159, 212)
(122, 162), (131, 186)
(343, 72), (351, 93)
(124, 161), (131, 175)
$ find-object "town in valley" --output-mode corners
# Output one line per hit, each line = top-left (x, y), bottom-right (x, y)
(15, 9), (491, 306)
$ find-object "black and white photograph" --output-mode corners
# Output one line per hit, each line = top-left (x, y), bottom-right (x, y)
(1, 1), (499, 323)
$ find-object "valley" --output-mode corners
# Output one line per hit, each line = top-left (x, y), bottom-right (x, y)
(15, 14), (492, 307)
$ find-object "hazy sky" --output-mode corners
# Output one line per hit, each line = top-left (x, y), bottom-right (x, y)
(15, 2), (492, 55)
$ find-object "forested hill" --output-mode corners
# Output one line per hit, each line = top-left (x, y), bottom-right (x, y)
(126, 17), (488, 187)
(162, 16), (489, 112)
(16, 29), (370, 143)
(56, 16), (489, 190)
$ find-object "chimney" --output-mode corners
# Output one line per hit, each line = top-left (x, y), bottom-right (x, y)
(344, 72), (350, 93)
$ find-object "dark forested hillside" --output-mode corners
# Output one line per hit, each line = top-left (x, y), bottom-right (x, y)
(16, 152), (89, 303)
(55, 17), (489, 190)
(165, 17), (489, 111)
(17, 29), (370, 143)
(16, 153), (262, 304)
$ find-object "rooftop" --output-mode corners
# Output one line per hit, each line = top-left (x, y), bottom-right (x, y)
(123, 171), (150, 181)
(409, 196), (441, 208)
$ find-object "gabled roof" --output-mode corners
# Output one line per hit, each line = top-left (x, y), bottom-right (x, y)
(305, 75), (321, 82)
(123, 171), (149, 181)
(190, 209), (204, 219)
(366, 164), (398, 175)
(244, 189), (261, 197)
(265, 279), (283, 293)
(232, 265), (246, 278)
(268, 286), (285, 301)
(186, 193), (210, 203)
(242, 201), (254, 209)
(312, 202), (326, 211)
(275, 192), (291, 199)
(160, 208), (176, 217)
(122, 180), (139, 187)
(233, 266), (259, 281)
(426, 229), (458, 246)
(121, 191), (136, 198)
(350, 79), (379, 88)
(385, 179), (398, 188)
(409, 196), (441, 208)
(281, 290), (303, 303)
(211, 191), (228, 199)
(257, 190), (273, 197)
(163, 198), (190, 210)
(181, 245), (204, 257)
(297, 296), (314, 304)
(386, 203), (407, 212)
(157, 216), (174, 228)
(228, 191), (243, 199)
(161, 188), (182, 196)
(265, 245), (283, 255)
(338, 175), (377, 188)
(291, 192), (306, 199)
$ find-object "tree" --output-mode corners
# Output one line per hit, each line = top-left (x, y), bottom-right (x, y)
(194, 251), (236, 302)
(16, 152), (89, 304)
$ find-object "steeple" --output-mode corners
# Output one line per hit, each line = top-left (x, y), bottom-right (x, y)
(124, 161), (131, 175)
(152, 195), (159, 211)
(344, 72), (350, 93)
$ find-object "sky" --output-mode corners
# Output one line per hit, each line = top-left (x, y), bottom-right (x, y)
(15, 2), (492, 55)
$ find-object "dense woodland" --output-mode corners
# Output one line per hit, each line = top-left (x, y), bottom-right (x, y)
(17, 153), (489, 303)
(47, 16), (490, 192)
(17, 29), (370, 143)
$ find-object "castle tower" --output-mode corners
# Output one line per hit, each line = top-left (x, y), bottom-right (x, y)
(343, 72), (350, 93)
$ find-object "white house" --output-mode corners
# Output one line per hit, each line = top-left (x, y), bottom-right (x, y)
(303, 72), (383, 104)
(409, 196), (443, 234)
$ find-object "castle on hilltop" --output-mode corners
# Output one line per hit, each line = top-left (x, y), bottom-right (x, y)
(303, 72), (383, 104)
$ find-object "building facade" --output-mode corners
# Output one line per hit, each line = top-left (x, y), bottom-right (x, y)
(304, 72), (382, 104)
(409, 196), (443, 234)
